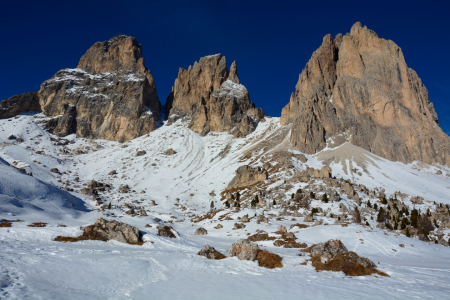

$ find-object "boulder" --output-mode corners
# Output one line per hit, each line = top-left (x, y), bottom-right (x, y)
(164, 148), (176, 155)
(165, 55), (265, 137)
(226, 165), (268, 189)
(411, 196), (424, 204)
(194, 227), (208, 235)
(241, 215), (250, 222)
(158, 226), (176, 238)
(234, 223), (245, 229)
(226, 239), (259, 261)
(136, 150), (146, 156)
(84, 218), (141, 244)
(197, 245), (225, 259)
(310, 239), (348, 260)
(118, 184), (130, 193)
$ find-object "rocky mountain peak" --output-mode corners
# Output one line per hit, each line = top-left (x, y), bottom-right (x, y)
(77, 35), (145, 74)
(281, 23), (450, 166)
(37, 35), (161, 142)
(229, 61), (240, 84)
(166, 54), (264, 137)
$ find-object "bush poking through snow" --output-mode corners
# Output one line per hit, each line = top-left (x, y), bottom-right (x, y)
(256, 250), (283, 269)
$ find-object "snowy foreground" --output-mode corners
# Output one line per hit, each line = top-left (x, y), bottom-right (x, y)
(1, 113), (450, 299)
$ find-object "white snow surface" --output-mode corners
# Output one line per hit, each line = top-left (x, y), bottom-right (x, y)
(0, 113), (450, 299)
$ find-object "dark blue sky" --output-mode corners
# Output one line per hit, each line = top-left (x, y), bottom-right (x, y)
(2, 0), (449, 134)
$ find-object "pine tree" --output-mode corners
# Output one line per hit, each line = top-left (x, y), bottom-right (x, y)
(406, 227), (411, 237)
(273, 199), (276, 206)
(225, 201), (230, 208)
(367, 200), (372, 208)
(108, 202), (112, 209)
(210, 201), (214, 209)
(236, 192), (240, 201)
(322, 193), (328, 203)
(377, 207), (385, 222)
(291, 193), (294, 199)
(374, 203), (378, 211)
(382, 197), (387, 204)
(411, 209), (419, 228)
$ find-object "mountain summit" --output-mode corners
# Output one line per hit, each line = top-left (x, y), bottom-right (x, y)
(281, 22), (450, 166)
(165, 54), (265, 137)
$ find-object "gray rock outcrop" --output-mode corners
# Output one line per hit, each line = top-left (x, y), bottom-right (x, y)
(226, 239), (259, 261)
(227, 165), (268, 189)
(84, 218), (141, 244)
(0, 92), (40, 119)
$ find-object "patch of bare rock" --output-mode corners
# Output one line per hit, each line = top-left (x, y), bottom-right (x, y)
(226, 165), (268, 190)
(303, 239), (388, 276)
(54, 218), (143, 245)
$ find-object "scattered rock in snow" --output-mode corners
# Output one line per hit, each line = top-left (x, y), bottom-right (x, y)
(55, 218), (142, 244)
(136, 150), (146, 156)
(197, 245), (224, 259)
(226, 239), (259, 261)
(158, 226), (176, 238)
(50, 168), (60, 174)
(194, 227), (208, 235)
(234, 223), (245, 229)
(164, 148), (176, 155)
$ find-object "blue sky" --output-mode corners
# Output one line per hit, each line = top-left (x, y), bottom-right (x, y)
(1, 0), (449, 134)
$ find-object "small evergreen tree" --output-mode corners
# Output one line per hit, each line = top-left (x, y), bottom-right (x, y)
(411, 209), (419, 228)
(237, 202), (241, 208)
(354, 207), (361, 224)
(406, 227), (411, 237)
(322, 193), (328, 203)
(273, 199), (276, 206)
(377, 207), (385, 222)
(291, 193), (295, 199)
(210, 201), (214, 209)
(310, 191), (315, 199)
(236, 192), (240, 201)
(365, 221), (370, 226)
(367, 200), (372, 208)
(374, 203), (378, 211)
(225, 201), (230, 208)
(108, 202), (111, 209)
(382, 197), (387, 204)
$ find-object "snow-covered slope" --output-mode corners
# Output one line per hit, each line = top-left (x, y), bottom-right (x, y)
(1, 113), (450, 299)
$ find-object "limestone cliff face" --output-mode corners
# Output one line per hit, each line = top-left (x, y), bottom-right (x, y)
(166, 54), (264, 137)
(0, 92), (40, 119)
(282, 22), (450, 166)
(39, 35), (161, 141)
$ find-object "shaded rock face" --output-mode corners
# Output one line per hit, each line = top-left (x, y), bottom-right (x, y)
(227, 165), (268, 189)
(0, 92), (41, 119)
(281, 22), (450, 166)
(166, 54), (265, 137)
(39, 35), (160, 142)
